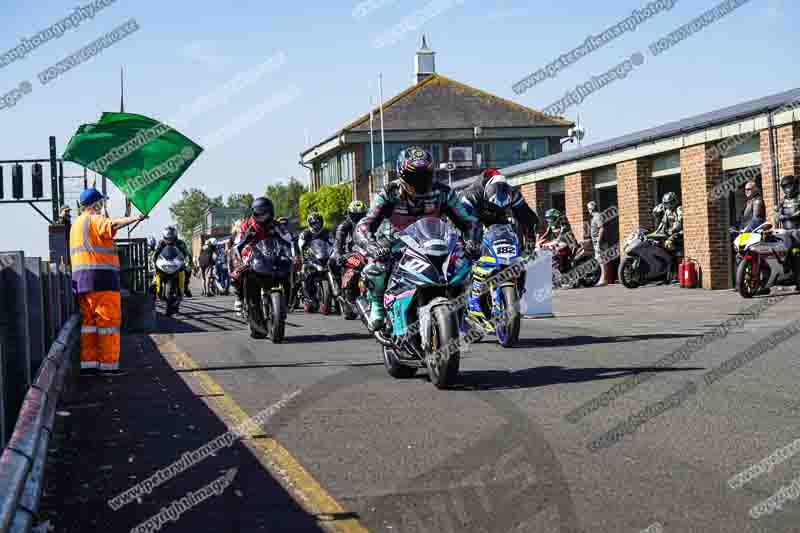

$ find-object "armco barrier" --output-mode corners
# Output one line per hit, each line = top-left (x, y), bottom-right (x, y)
(0, 313), (80, 533)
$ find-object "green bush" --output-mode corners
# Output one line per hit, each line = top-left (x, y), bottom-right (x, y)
(299, 184), (351, 228)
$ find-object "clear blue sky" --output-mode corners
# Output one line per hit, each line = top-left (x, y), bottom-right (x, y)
(0, 0), (794, 257)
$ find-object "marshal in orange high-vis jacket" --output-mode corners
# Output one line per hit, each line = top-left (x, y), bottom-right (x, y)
(70, 188), (145, 374)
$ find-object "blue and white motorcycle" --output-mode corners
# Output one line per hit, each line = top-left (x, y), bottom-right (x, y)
(463, 224), (530, 348)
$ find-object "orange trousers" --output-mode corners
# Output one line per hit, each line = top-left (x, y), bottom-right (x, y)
(78, 291), (122, 370)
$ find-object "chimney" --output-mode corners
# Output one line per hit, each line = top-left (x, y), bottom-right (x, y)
(414, 34), (435, 84)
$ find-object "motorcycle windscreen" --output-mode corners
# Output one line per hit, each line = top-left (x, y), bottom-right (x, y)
(250, 240), (291, 277)
(401, 217), (459, 256)
(310, 240), (332, 261)
(160, 245), (183, 261)
(482, 224), (519, 264)
(157, 245), (184, 274)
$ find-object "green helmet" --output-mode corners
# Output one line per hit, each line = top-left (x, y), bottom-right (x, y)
(662, 192), (679, 209)
(544, 208), (561, 225)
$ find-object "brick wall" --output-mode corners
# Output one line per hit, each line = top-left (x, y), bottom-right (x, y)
(680, 144), (729, 289)
(759, 124), (800, 215)
(565, 171), (593, 240)
(519, 181), (547, 217)
(616, 159), (656, 238)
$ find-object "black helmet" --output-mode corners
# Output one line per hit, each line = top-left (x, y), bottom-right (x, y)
(162, 226), (177, 245)
(662, 192), (679, 209)
(252, 197), (274, 225)
(346, 200), (367, 224)
(780, 175), (798, 197)
(307, 212), (324, 233)
(396, 146), (434, 194)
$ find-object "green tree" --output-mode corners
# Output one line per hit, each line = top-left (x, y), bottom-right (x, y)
(169, 188), (223, 242)
(266, 177), (308, 219)
(226, 193), (254, 209)
(299, 184), (350, 228)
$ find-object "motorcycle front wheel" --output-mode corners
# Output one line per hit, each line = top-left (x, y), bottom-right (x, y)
(736, 258), (760, 298)
(320, 278), (333, 315)
(427, 305), (460, 389)
(619, 257), (641, 289)
(496, 285), (521, 348)
(269, 290), (286, 343)
(341, 288), (358, 320)
(246, 279), (268, 339)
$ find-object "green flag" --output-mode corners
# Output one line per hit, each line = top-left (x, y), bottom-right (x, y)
(62, 112), (203, 215)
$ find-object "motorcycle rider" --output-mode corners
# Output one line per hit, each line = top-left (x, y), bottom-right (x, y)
(354, 146), (481, 335)
(459, 168), (538, 328)
(330, 201), (368, 298)
(230, 197), (280, 313)
(298, 212), (335, 312)
(198, 238), (215, 295)
(152, 226), (193, 297)
(652, 192), (683, 283)
(539, 209), (577, 280)
(739, 181), (766, 232)
(773, 175), (800, 290)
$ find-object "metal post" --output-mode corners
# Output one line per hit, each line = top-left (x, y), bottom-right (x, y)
(767, 110), (781, 226)
(378, 73), (386, 187)
(49, 137), (58, 221)
(58, 160), (65, 209)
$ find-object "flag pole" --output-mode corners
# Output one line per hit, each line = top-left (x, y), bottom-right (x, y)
(378, 73), (386, 187)
(369, 81), (375, 196)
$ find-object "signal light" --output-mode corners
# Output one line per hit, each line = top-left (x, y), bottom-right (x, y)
(31, 163), (43, 198)
(12, 164), (23, 199)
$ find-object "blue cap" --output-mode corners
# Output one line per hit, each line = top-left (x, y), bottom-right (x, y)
(79, 188), (107, 207)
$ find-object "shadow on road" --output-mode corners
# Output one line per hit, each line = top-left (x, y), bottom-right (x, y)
(451, 364), (703, 391)
(287, 332), (375, 343)
(514, 332), (696, 348)
(40, 334), (333, 532)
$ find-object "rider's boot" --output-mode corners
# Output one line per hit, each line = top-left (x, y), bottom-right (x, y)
(792, 249), (800, 292)
(362, 263), (387, 334)
(183, 271), (193, 298)
(467, 265), (493, 333)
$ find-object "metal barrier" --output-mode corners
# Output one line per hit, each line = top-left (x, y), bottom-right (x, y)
(0, 314), (80, 533)
(116, 238), (152, 294)
(0, 253), (73, 448)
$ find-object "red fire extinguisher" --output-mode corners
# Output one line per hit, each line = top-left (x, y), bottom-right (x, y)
(681, 259), (699, 288)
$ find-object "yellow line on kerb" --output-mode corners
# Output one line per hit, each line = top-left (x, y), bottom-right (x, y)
(151, 335), (370, 533)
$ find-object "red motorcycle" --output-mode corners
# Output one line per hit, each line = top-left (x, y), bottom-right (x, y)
(337, 251), (367, 320)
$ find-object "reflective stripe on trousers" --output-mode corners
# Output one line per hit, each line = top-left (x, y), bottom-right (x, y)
(79, 290), (122, 370)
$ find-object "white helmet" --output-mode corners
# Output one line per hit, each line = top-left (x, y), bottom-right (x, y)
(207, 237), (217, 246)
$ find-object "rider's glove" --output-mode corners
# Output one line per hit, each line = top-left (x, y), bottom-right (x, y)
(525, 241), (536, 256)
(367, 241), (390, 261)
(464, 240), (482, 259)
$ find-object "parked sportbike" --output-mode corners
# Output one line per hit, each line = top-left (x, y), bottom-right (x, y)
(358, 218), (472, 389)
(303, 240), (335, 314)
(336, 248), (368, 321)
(238, 235), (293, 341)
(464, 224), (529, 347)
(154, 245), (186, 317)
(618, 229), (679, 288)
(207, 245), (230, 296)
(732, 223), (800, 298)
(538, 236), (600, 289)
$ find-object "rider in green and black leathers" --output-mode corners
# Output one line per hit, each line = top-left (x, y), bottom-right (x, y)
(330, 201), (368, 297)
(354, 146), (481, 335)
(774, 175), (800, 291)
(653, 192), (683, 283)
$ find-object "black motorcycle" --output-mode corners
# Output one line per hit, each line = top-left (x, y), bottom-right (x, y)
(618, 229), (680, 288)
(302, 240), (335, 314)
(238, 235), (293, 342)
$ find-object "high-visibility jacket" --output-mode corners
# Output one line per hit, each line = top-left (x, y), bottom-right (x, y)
(69, 212), (120, 294)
